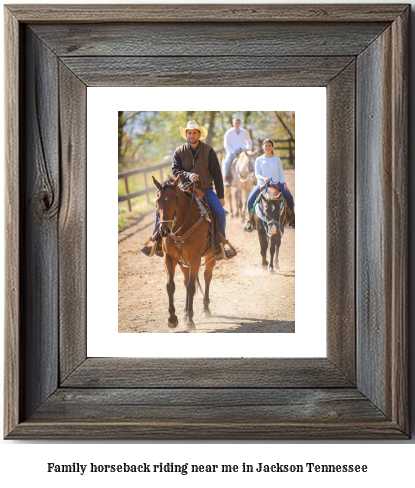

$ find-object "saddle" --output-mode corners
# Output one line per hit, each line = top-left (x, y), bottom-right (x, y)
(259, 182), (280, 193)
(180, 183), (227, 242)
(144, 179), (237, 262)
(178, 183), (231, 264)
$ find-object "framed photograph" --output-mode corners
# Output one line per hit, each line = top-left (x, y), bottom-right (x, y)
(91, 93), (325, 359)
(4, 4), (409, 439)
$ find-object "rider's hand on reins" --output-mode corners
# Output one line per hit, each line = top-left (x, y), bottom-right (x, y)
(189, 174), (199, 182)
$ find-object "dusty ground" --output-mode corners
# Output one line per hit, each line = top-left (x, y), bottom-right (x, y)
(118, 169), (295, 333)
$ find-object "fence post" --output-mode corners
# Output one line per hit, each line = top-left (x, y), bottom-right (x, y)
(143, 174), (150, 203)
(289, 139), (294, 168)
(123, 177), (132, 211)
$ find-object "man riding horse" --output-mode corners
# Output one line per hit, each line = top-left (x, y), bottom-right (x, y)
(141, 120), (237, 261)
(223, 117), (253, 186)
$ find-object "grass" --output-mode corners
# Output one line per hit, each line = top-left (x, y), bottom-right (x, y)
(118, 171), (161, 229)
(118, 201), (155, 230)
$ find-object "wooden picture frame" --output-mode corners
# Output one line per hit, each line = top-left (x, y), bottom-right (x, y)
(4, 4), (409, 439)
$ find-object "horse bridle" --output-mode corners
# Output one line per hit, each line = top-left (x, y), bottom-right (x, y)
(157, 183), (178, 230)
(157, 181), (196, 236)
(259, 191), (286, 237)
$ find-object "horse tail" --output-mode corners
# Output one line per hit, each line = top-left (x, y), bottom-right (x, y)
(196, 273), (203, 295)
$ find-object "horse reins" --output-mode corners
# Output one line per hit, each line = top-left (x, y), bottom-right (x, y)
(158, 180), (207, 267)
(170, 181), (196, 236)
(257, 189), (287, 238)
(157, 181), (196, 234)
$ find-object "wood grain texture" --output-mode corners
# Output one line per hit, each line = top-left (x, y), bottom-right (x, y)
(6, 4), (409, 23)
(4, 6), (21, 438)
(32, 388), (386, 423)
(356, 19), (408, 430)
(31, 22), (388, 57)
(21, 28), (60, 420)
(7, 421), (406, 440)
(62, 358), (352, 389)
(58, 62), (87, 381)
(389, 8), (409, 432)
(60, 56), (354, 87)
(326, 61), (356, 383)
(4, 5), (410, 440)
(357, 29), (391, 417)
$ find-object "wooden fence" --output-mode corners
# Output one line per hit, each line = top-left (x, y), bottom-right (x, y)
(118, 148), (225, 211)
(254, 138), (295, 167)
(118, 161), (171, 211)
(118, 140), (294, 211)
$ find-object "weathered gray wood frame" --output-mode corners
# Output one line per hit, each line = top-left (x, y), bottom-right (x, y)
(4, 4), (409, 439)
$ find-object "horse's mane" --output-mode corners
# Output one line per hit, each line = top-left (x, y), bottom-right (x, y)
(159, 175), (176, 190)
(263, 186), (282, 201)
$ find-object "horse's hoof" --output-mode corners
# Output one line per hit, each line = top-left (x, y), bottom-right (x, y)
(268, 267), (275, 273)
(168, 315), (178, 328)
(230, 213), (234, 218)
(202, 310), (211, 319)
(185, 320), (195, 330)
(262, 261), (269, 267)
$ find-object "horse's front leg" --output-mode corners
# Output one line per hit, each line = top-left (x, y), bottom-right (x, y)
(269, 234), (280, 272)
(181, 266), (190, 320)
(235, 187), (240, 218)
(165, 254), (178, 328)
(185, 261), (200, 329)
(257, 221), (269, 267)
(226, 185), (233, 218)
(202, 258), (215, 319)
(238, 188), (244, 221)
(242, 187), (249, 222)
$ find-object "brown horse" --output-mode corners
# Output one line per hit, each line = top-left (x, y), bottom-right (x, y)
(225, 150), (256, 222)
(153, 175), (216, 330)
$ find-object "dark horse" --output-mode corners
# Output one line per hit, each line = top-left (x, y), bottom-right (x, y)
(153, 175), (216, 330)
(254, 185), (288, 272)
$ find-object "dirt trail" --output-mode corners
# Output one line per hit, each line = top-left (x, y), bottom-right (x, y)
(118, 169), (295, 333)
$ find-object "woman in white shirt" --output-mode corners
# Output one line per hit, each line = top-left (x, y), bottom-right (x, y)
(244, 139), (295, 232)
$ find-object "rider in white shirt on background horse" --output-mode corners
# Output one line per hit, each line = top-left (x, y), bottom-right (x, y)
(223, 117), (253, 186)
(244, 138), (295, 232)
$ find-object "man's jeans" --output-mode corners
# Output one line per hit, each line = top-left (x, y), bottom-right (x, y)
(222, 152), (236, 180)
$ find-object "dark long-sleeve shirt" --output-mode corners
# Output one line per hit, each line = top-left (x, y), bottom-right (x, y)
(172, 143), (224, 199)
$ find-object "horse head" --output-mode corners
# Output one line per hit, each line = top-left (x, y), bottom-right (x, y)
(153, 175), (180, 237)
(261, 187), (283, 236)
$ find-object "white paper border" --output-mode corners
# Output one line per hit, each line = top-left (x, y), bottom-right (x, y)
(87, 87), (326, 357)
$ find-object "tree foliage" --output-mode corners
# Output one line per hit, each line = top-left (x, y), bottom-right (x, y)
(118, 111), (295, 172)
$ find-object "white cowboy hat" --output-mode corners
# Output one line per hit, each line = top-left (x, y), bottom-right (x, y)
(179, 120), (208, 140)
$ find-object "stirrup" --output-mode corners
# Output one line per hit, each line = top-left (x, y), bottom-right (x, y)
(216, 242), (237, 261)
(244, 222), (254, 233)
(140, 238), (158, 257)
